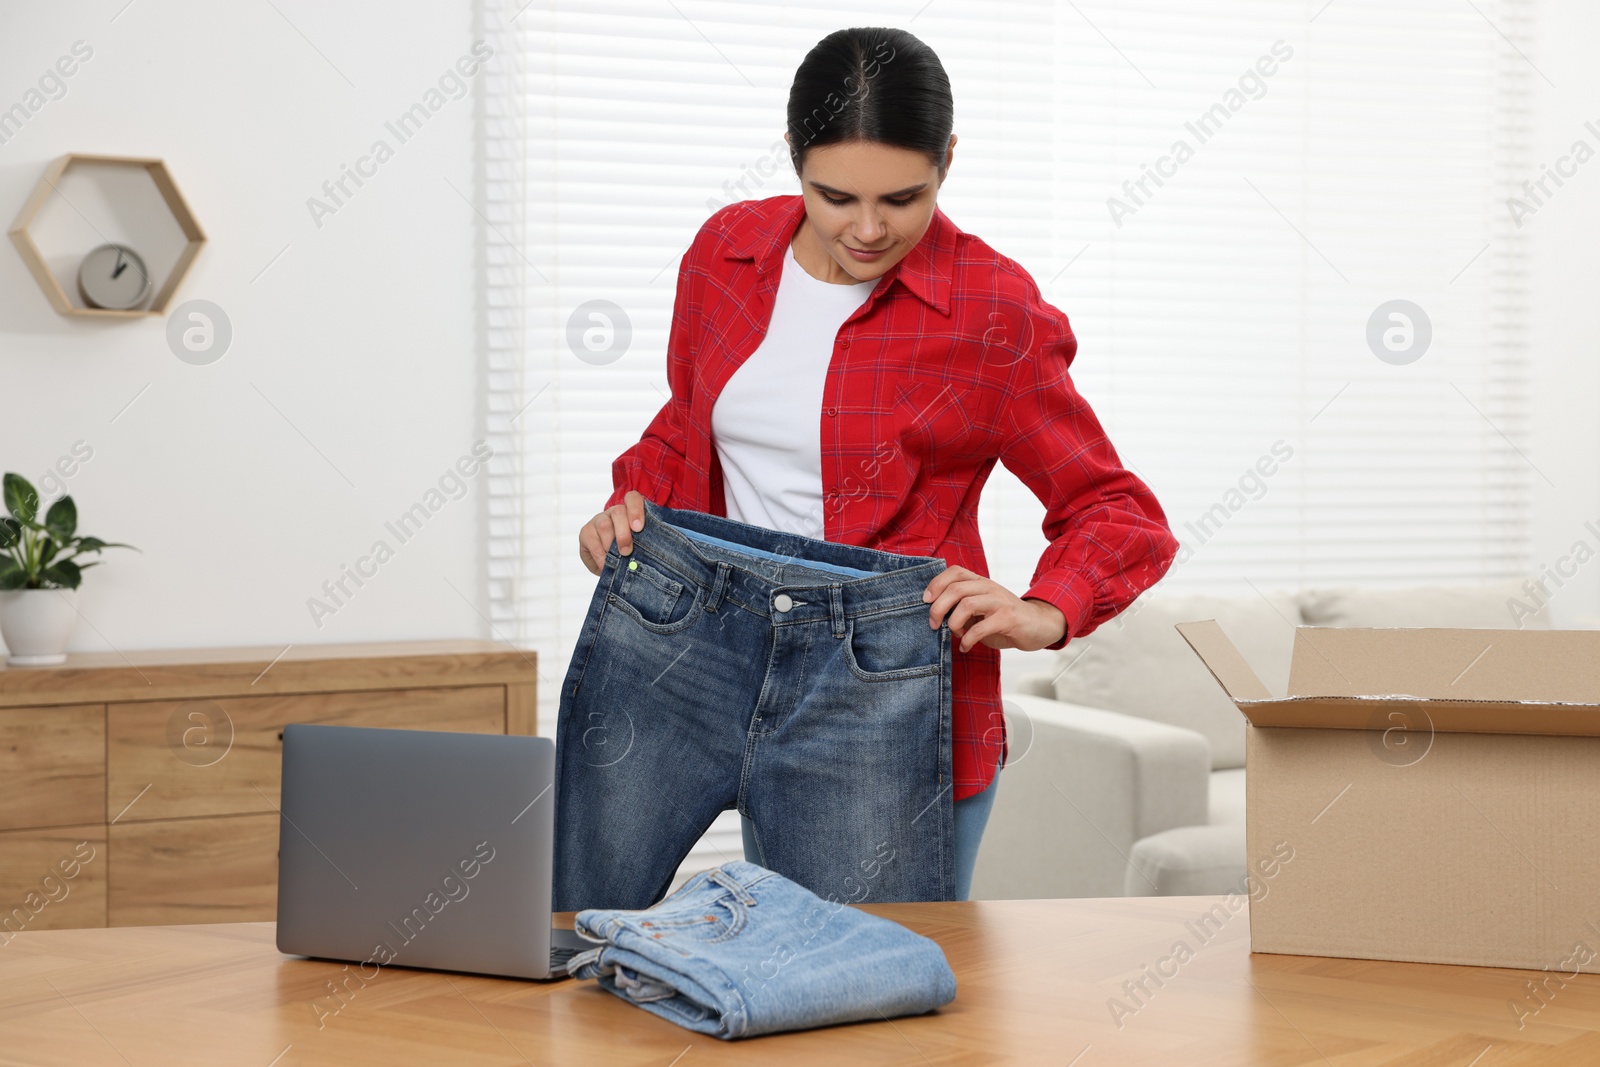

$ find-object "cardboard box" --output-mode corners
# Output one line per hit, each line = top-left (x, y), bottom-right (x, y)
(1178, 620), (1600, 974)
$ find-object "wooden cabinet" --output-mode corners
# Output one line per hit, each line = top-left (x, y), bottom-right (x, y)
(0, 704), (104, 830)
(0, 825), (106, 934)
(108, 815), (279, 927)
(106, 686), (504, 822)
(0, 640), (537, 930)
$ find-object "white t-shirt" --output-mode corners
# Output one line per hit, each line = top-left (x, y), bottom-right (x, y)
(710, 241), (877, 537)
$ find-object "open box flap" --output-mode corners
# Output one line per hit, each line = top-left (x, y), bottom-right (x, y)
(1226, 694), (1600, 737)
(1286, 626), (1600, 701)
(1175, 620), (1600, 738)
(1174, 619), (1273, 702)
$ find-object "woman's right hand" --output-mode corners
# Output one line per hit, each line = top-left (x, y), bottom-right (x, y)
(579, 490), (648, 576)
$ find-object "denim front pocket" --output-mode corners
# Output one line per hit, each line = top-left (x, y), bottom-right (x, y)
(842, 606), (943, 681)
(609, 555), (698, 631)
(636, 892), (749, 946)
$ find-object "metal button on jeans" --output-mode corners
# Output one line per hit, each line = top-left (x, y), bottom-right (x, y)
(772, 594), (793, 613)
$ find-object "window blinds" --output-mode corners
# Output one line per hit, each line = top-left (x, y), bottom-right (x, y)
(482, 0), (1531, 870)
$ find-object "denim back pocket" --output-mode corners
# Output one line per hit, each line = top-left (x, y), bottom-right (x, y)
(843, 605), (943, 681)
(612, 555), (693, 627)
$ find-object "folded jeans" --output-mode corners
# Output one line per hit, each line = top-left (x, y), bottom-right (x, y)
(566, 860), (957, 1039)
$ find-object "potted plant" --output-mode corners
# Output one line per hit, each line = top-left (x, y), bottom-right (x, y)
(0, 472), (136, 666)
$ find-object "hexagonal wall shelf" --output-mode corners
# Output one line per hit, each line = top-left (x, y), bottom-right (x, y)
(8, 153), (205, 319)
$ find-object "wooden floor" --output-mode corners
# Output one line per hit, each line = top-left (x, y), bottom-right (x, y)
(3, 896), (1600, 1065)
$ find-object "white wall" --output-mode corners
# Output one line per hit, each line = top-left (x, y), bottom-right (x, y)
(0, 0), (496, 656)
(2, 1), (1595, 663)
(1525, 0), (1600, 627)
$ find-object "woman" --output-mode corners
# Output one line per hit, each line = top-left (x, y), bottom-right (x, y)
(574, 26), (1176, 902)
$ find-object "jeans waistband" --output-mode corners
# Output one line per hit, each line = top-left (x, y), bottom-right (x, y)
(616, 499), (947, 623)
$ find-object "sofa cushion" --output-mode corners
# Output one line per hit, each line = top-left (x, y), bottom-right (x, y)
(1125, 823), (1247, 897)
(1297, 580), (1552, 630)
(1208, 767), (1246, 825)
(1052, 591), (1300, 771)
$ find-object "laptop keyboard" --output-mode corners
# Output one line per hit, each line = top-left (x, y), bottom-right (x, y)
(551, 944), (581, 972)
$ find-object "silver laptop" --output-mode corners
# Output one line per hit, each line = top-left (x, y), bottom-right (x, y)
(276, 723), (587, 980)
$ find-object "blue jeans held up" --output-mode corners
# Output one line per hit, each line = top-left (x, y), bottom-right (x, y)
(741, 750), (1001, 900)
(554, 498), (956, 911)
(566, 860), (958, 1038)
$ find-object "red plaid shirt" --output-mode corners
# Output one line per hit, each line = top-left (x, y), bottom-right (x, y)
(607, 195), (1177, 799)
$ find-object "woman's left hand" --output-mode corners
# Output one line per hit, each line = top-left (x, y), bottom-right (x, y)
(922, 566), (1067, 652)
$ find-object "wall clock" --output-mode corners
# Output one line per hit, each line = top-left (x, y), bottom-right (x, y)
(77, 242), (151, 310)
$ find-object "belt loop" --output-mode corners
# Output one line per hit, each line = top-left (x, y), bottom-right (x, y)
(705, 561), (730, 613)
(711, 867), (757, 906)
(829, 583), (846, 638)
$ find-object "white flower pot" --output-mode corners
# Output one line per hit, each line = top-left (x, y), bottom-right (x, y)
(0, 588), (78, 666)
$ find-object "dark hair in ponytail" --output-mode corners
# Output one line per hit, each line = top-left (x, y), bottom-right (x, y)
(786, 27), (954, 176)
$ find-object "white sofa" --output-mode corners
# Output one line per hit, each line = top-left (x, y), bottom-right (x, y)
(971, 581), (1550, 900)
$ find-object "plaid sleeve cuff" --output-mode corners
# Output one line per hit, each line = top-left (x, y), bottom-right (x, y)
(1021, 569), (1098, 651)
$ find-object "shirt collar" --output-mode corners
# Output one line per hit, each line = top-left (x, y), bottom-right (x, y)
(723, 195), (954, 316)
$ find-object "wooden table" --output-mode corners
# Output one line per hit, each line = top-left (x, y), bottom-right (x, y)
(3, 896), (1599, 1066)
